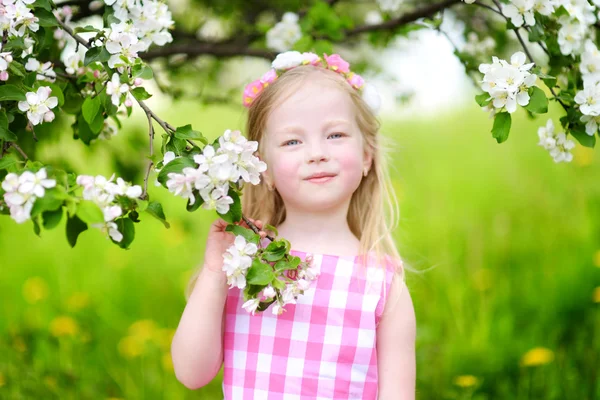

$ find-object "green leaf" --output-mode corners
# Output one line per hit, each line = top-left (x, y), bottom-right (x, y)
(274, 256), (301, 272)
(554, 5), (569, 18)
(0, 153), (20, 170)
(491, 112), (511, 144)
(76, 114), (95, 145)
(88, 109), (105, 134)
(82, 96), (101, 124)
(264, 224), (278, 237)
(271, 279), (286, 291)
(31, 189), (64, 217)
(0, 84), (26, 101)
(263, 240), (287, 262)
(570, 129), (596, 148)
(174, 124), (207, 143)
(246, 258), (275, 285)
(42, 208), (63, 230)
(32, 216), (41, 237)
(136, 199), (148, 212)
(186, 190), (203, 212)
(221, 189), (241, 223)
(62, 91), (84, 114)
(74, 25), (100, 34)
(76, 200), (104, 224)
(475, 92), (491, 107)
(156, 157), (196, 186)
(132, 63), (154, 80)
(524, 86), (548, 114)
(66, 214), (87, 247)
(34, 9), (58, 27)
(113, 217), (135, 249)
(83, 46), (111, 66)
(225, 224), (260, 245)
(0, 109), (17, 142)
(131, 87), (152, 101)
(8, 61), (26, 77)
(145, 201), (170, 228)
(33, 0), (52, 11)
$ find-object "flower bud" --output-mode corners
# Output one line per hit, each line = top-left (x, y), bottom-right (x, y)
(134, 78), (143, 87)
(93, 70), (100, 79)
(43, 111), (55, 123)
(0, 71), (9, 81)
(5, 54), (12, 63)
(124, 98), (133, 107)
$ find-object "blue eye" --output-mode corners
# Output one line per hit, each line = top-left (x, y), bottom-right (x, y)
(282, 140), (299, 146)
(329, 132), (345, 139)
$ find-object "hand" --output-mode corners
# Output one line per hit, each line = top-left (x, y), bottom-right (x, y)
(203, 217), (268, 274)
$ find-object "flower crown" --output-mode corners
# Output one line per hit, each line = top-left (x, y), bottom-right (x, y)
(242, 51), (381, 115)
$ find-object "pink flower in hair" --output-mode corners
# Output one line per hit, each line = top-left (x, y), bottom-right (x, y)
(243, 79), (264, 107)
(324, 53), (350, 74)
(260, 69), (277, 86)
(347, 72), (365, 89)
(302, 52), (321, 66)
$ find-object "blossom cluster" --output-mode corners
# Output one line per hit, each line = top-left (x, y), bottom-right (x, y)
(223, 235), (319, 316)
(243, 51), (381, 115)
(76, 174), (142, 242)
(575, 40), (600, 136)
(478, 51), (537, 114)
(265, 12), (301, 52)
(18, 86), (59, 126)
(1, 168), (56, 223)
(0, 0), (41, 80)
(537, 119), (576, 162)
(163, 130), (267, 213)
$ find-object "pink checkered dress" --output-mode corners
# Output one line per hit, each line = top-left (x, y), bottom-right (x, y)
(222, 249), (398, 399)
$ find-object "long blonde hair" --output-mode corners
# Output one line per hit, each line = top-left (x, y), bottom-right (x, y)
(242, 65), (413, 318)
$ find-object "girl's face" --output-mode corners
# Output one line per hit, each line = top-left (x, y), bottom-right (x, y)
(262, 78), (372, 212)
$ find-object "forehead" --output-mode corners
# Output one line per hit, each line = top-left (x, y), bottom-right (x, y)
(266, 78), (355, 132)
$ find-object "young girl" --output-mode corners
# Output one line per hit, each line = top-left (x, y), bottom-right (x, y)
(171, 51), (416, 399)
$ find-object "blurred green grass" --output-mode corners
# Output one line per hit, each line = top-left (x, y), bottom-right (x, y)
(1, 97), (599, 399)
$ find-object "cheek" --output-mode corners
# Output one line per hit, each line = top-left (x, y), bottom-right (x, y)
(270, 154), (301, 184)
(337, 148), (363, 182)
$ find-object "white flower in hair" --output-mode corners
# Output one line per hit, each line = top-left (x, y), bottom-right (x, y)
(362, 83), (381, 115)
(272, 51), (304, 70)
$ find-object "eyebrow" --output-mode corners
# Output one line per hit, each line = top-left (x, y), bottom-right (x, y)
(276, 119), (351, 135)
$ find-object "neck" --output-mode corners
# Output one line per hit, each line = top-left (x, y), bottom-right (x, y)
(275, 198), (360, 256)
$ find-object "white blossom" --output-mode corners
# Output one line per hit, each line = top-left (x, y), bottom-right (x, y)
(536, 119), (576, 163)
(17, 86), (58, 126)
(266, 12), (301, 52)
(575, 82), (600, 116)
(200, 182), (234, 214)
(24, 57), (56, 82)
(1, 168), (56, 224)
(271, 50), (304, 70)
(242, 298), (260, 315)
(106, 72), (130, 107)
(502, 0), (536, 27)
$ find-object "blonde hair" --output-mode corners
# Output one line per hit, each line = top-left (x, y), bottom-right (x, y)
(241, 65), (415, 321)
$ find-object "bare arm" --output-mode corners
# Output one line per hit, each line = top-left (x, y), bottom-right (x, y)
(171, 266), (229, 389)
(377, 277), (417, 399)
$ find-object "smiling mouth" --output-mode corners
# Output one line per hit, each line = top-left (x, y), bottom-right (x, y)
(306, 175), (336, 183)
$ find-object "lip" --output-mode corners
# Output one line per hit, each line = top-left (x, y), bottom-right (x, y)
(304, 172), (337, 180)
(306, 175), (336, 184)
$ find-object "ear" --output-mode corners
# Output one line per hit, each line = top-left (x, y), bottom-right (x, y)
(363, 147), (373, 174)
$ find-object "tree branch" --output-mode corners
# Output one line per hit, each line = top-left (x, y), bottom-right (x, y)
(141, 42), (274, 62)
(10, 142), (29, 160)
(346, 0), (462, 36)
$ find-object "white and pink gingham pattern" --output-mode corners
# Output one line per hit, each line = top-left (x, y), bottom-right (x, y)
(222, 249), (398, 399)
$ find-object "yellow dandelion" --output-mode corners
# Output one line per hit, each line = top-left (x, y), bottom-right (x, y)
(66, 292), (90, 311)
(0, 372), (5, 387)
(128, 319), (157, 343)
(49, 316), (79, 337)
(118, 336), (144, 359)
(520, 347), (554, 367)
(593, 287), (600, 303)
(43, 376), (58, 390)
(594, 250), (600, 268)
(162, 352), (173, 371)
(23, 277), (49, 304)
(155, 328), (176, 352)
(572, 145), (594, 167)
(13, 336), (27, 353)
(453, 375), (479, 388)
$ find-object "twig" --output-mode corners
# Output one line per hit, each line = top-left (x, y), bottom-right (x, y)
(54, 14), (90, 49)
(242, 215), (275, 242)
(10, 142), (29, 160)
(141, 161), (154, 200)
(472, 0), (505, 17)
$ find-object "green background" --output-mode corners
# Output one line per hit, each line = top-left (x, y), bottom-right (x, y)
(1, 98), (599, 399)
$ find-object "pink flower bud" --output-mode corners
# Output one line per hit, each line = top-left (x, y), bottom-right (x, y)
(93, 70), (100, 79)
(134, 78), (143, 86)
(324, 53), (350, 74)
(242, 79), (264, 107)
(302, 52), (321, 66)
(0, 71), (9, 81)
(43, 111), (55, 123)
(124, 98), (133, 107)
(5, 54), (12, 63)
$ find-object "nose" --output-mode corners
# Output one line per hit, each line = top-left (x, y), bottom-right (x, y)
(306, 139), (330, 164)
